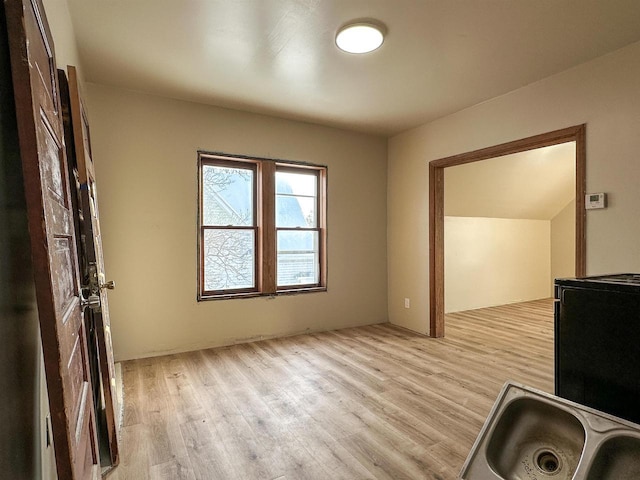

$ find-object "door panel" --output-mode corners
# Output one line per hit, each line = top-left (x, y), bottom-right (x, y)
(5, 0), (98, 479)
(66, 64), (120, 466)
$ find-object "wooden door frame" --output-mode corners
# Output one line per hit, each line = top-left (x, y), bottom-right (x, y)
(428, 125), (586, 337)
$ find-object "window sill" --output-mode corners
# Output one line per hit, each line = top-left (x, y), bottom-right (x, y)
(198, 287), (327, 302)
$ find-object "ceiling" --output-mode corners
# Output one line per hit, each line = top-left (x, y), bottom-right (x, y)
(66, 1), (640, 136)
(445, 142), (576, 220)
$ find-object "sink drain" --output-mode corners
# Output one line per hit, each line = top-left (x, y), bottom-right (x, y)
(535, 450), (561, 475)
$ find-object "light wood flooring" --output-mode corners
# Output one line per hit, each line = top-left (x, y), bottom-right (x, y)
(107, 298), (554, 480)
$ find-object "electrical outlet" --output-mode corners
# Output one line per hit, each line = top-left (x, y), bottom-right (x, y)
(404, 298), (410, 309)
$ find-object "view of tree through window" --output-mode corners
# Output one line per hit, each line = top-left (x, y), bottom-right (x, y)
(199, 153), (326, 299)
(202, 164), (255, 291)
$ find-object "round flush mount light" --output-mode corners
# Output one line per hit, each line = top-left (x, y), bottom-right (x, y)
(336, 21), (386, 54)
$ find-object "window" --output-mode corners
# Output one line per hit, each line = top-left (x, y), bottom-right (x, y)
(198, 152), (327, 299)
(200, 160), (257, 292)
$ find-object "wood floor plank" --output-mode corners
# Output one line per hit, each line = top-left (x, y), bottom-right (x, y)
(179, 418), (235, 480)
(148, 456), (196, 480)
(112, 298), (554, 479)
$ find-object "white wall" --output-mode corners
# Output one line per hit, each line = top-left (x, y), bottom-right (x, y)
(388, 40), (640, 334)
(85, 83), (388, 361)
(444, 217), (550, 313)
(444, 144), (576, 220)
(551, 199), (576, 286)
(42, 0), (83, 76)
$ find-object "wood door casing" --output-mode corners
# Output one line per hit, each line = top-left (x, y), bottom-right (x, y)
(67, 64), (120, 466)
(428, 125), (587, 338)
(5, 0), (99, 478)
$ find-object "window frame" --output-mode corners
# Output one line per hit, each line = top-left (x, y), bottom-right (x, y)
(275, 164), (324, 291)
(199, 158), (259, 296)
(197, 152), (327, 300)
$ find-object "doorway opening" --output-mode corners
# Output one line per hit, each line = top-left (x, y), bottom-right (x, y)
(428, 125), (586, 337)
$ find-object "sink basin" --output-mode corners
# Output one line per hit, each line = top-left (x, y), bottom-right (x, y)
(459, 382), (640, 480)
(586, 435), (640, 479)
(486, 398), (585, 479)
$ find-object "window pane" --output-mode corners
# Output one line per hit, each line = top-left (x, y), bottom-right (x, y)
(277, 230), (319, 286)
(276, 171), (316, 196)
(202, 165), (253, 226)
(276, 171), (317, 228)
(203, 229), (255, 290)
(276, 196), (316, 228)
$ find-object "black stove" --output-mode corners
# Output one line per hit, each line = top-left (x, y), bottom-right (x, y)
(555, 274), (640, 424)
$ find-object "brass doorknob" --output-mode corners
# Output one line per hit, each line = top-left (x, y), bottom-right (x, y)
(100, 280), (116, 290)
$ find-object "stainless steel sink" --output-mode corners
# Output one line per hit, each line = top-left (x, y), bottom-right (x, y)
(585, 435), (640, 479)
(486, 397), (585, 479)
(459, 382), (640, 480)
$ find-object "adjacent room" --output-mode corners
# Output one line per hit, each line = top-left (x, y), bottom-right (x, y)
(444, 143), (576, 314)
(3, 1), (640, 479)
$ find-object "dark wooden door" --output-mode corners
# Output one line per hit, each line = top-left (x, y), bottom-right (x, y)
(66, 64), (120, 467)
(5, 0), (99, 479)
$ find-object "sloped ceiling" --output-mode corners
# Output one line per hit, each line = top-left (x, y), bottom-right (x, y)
(444, 142), (576, 220)
(65, 0), (640, 135)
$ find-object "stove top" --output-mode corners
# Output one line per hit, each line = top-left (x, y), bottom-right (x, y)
(582, 274), (640, 286)
(556, 274), (640, 291)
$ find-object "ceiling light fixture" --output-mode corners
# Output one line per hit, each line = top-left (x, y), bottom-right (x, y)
(336, 21), (386, 54)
